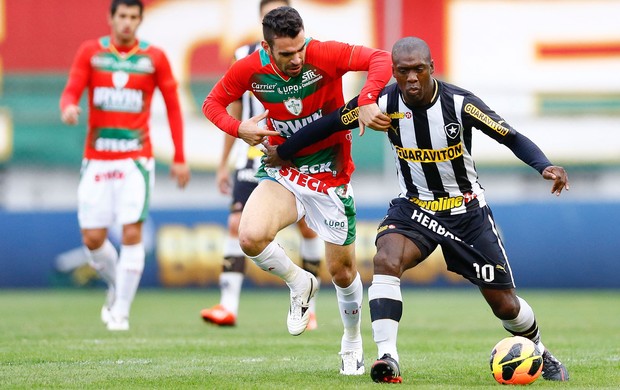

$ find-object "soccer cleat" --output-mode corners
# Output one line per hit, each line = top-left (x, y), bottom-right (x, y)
(370, 354), (403, 383)
(106, 315), (129, 331)
(306, 312), (318, 331)
(541, 350), (569, 381)
(200, 304), (236, 326)
(340, 349), (365, 375)
(287, 272), (318, 336)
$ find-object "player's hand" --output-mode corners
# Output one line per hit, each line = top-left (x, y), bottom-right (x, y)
(261, 141), (289, 168)
(216, 163), (231, 195)
(237, 110), (280, 146)
(170, 162), (191, 189)
(358, 103), (391, 136)
(542, 165), (569, 196)
(61, 104), (81, 125)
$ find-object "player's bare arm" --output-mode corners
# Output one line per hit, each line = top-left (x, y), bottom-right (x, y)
(237, 110), (280, 145)
(61, 104), (82, 125)
(542, 166), (570, 196)
(170, 162), (191, 189)
(358, 103), (391, 136)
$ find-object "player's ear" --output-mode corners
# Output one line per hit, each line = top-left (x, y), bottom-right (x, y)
(429, 60), (435, 75)
(261, 40), (271, 56)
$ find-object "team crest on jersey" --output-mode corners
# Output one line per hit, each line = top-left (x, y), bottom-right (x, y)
(444, 122), (461, 139)
(112, 71), (129, 89)
(283, 97), (303, 116)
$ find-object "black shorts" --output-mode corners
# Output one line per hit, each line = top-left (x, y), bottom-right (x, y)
(376, 197), (515, 289)
(230, 168), (258, 213)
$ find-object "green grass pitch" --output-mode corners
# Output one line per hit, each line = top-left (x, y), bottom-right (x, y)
(1, 288), (618, 389)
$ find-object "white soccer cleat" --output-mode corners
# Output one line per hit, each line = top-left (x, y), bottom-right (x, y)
(287, 272), (318, 336)
(106, 315), (129, 331)
(340, 349), (365, 375)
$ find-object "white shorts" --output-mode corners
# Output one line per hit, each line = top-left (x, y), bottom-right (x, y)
(77, 158), (155, 229)
(263, 166), (356, 245)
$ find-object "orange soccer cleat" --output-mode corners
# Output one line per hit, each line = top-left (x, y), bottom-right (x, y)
(200, 304), (236, 326)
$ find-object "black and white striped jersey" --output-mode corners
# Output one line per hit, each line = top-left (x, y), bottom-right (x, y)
(276, 79), (553, 216)
(376, 80), (521, 215)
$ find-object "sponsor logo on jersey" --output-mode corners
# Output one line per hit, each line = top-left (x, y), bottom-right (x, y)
(270, 110), (323, 137)
(278, 167), (329, 194)
(301, 69), (323, 87)
(283, 97), (303, 116)
(94, 137), (142, 152)
(341, 107), (359, 125)
(395, 143), (463, 163)
(93, 86), (143, 112)
(251, 82), (277, 93)
(409, 193), (477, 212)
(464, 103), (509, 136)
(297, 162), (334, 175)
(91, 54), (154, 74)
(444, 122), (461, 139)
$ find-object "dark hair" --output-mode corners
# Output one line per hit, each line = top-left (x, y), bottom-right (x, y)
(259, 0), (290, 13)
(111, 0), (144, 16)
(262, 6), (304, 47)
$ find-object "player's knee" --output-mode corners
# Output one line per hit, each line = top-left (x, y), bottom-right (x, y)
(82, 233), (105, 250)
(372, 250), (403, 277)
(238, 232), (269, 257)
(491, 296), (520, 320)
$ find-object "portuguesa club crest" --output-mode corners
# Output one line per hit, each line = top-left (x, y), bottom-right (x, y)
(284, 97), (303, 116)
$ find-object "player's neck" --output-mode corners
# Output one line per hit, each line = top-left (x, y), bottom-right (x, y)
(111, 35), (138, 50)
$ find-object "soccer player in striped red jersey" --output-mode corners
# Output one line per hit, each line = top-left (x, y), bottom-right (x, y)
(203, 6), (392, 375)
(60, 0), (190, 331)
(200, 0), (323, 332)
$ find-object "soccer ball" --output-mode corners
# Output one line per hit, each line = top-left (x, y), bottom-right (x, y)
(489, 336), (543, 385)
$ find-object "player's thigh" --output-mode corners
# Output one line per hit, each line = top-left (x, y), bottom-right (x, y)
(239, 179), (298, 240)
(117, 158), (154, 226)
(77, 160), (114, 229)
(374, 233), (425, 276)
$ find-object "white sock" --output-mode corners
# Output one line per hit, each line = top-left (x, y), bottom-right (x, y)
(224, 236), (244, 258)
(87, 239), (118, 287)
(249, 241), (305, 291)
(219, 272), (243, 315)
(502, 296), (542, 350)
(111, 243), (145, 319)
(368, 274), (402, 362)
(335, 272), (363, 352)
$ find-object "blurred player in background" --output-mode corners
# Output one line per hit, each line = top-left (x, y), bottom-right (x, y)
(265, 36), (570, 383)
(204, 5), (392, 375)
(59, 0), (190, 331)
(200, 0), (323, 330)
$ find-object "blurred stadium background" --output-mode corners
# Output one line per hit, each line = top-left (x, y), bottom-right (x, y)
(0, 0), (618, 289)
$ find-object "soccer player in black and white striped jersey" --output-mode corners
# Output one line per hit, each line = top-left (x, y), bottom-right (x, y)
(263, 37), (570, 383)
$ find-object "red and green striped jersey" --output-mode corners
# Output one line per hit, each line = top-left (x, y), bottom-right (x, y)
(60, 36), (185, 162)
(203, 38), (391, 186)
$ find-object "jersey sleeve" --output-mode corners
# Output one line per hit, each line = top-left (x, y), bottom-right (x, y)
(202, 57), (252, 137)
(462, 94), (552, 173)
(277, 96), (360, 160)
(154, 48), (185, 163)
(59, 41), (92, 111)
(313, 41), (391, 106)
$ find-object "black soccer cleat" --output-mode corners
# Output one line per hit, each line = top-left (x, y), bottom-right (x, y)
(370, 353), (403, 383)
(541, 350), (569, 381)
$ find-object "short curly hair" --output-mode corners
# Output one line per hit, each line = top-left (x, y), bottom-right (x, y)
(262, 6), (304, 47)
